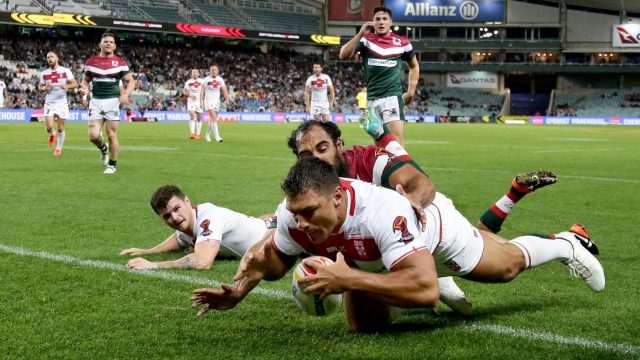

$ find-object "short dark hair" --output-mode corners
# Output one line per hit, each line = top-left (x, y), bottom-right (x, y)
(286, 120), (342, 156)
(101, 32), (115, 40)
(373, 6), (392, 18)
(281, 157), (340, 198)
(150, 185), (185, 214)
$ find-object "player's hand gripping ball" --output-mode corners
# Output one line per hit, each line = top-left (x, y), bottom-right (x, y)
(291, 256), (342, 316)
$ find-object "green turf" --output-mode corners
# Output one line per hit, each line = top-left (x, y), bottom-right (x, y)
(0, 121), (639, 359)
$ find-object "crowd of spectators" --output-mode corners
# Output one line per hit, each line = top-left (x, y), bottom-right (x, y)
(1, 32), (502, 116)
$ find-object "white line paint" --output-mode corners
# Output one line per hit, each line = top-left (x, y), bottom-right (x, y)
(0, 244), (289, 300)
(532, 148), (618, 154)
(466, 323), (640, 356)
(424, 167), (640, 184)
(1, 243), (638, 355)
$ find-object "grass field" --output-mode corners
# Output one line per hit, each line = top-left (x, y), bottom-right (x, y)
(1, 121), (639, 359)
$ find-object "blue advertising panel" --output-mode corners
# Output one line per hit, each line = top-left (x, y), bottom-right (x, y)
(384, 0), (505, 23)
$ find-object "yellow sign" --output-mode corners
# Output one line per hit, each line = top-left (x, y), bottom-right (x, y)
(10, 12), (96, 26)
(311, 34), (341, 45)
(53, 13), (96, 25)
(10, 13), (54, 25)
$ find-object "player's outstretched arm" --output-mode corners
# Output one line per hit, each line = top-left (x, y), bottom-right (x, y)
(191, 231), (295, 317)
(66, 78), (79, 90)
(120, 233), (181, 256)
(300, 251), (439, 308)
(402, 57), (420, 106)
(128, 240), (221, 270)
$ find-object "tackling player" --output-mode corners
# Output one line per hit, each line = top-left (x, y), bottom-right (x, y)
(184, 69), (204, 139)
(304, 63), (336, 122)
(339, 6), (419, 145)
(191, 157), (605, 332)
(38, 51), (78, 156)
(120, 185), (273, 270)
(79, 32), (136, 174)
(202, 65), (229, 142)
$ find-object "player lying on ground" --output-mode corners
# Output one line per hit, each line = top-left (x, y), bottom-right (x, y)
(285, 120), (598, 315)
(191, 157), (605, 332)
(120, 185), (273, 270)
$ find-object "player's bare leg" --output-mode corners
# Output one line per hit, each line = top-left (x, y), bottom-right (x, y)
(53, 116), (66, 155)
(45, 116), (56, 147)
(188, 110), (197, 139)
(88, 119), (109, 165)
(386, 120), (404, 146)
(103, 120), (119, 174)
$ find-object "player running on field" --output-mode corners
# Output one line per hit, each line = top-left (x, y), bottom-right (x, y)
(38, 51), (78, 156)
(79, 32), (136, 174)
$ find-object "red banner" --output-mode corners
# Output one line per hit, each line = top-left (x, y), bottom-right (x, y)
(328, 0), (382, 21)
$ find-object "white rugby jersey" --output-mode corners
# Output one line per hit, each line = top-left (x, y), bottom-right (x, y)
(203, 75), (225, 101)
(305, 74), (333, 103)
(176, 203), (268, 258)
(39, 66), (75, 104)
(184, 78), (204, 98)
(273, 179), (442, 272)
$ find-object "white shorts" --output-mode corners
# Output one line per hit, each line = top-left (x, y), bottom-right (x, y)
(187, 98), (203, 113)
(89, 97), (120, 121)
(426, 193), (485, 276)
(310, 102), (330, 116)
(44, 101), (69, 120)
(204, 98), (221, 112)
(368, 95), (405, 123)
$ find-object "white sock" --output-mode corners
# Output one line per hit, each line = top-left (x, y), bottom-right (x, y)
(205, 122), (212, 138)
(189, 120), (195, 135)
(212, 122), (220, 139)
(57, 131), (65, 149)
(509, 235), (572, 268)
(196, 121), (202, 135)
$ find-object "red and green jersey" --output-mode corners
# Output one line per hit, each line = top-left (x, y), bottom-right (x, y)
(356, 32), (415, 100)
(84, 54), (130, 99)
(343, 134), (424, 189)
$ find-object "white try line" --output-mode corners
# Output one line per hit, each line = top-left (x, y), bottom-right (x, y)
(0, 244), (288, 300)
(1, 243), (638, 356)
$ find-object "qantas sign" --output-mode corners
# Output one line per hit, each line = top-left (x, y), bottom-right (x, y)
(613, 24), (640, 47)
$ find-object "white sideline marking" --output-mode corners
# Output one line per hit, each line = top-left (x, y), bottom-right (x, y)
(466, 324), (640, 356)
(424, 167), (640, 184)
(0, 244), (288, 300)
(545, 137), (609, 142)
(533, 148), (617, 154)
(1, 243), (638, 356)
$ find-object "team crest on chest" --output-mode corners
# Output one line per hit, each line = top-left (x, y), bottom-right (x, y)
(392, 37), (401, 46)
(111, 60), (119, 67)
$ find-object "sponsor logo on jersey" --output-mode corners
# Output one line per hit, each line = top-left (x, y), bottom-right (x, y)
(93, 77), (117, 82)
(200, 219), (212, 237)
(367, 58), (398, 68)
(392, 216), (414, 244)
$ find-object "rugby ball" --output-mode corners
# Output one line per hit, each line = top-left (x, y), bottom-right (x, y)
(291, 256), (342, 316)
